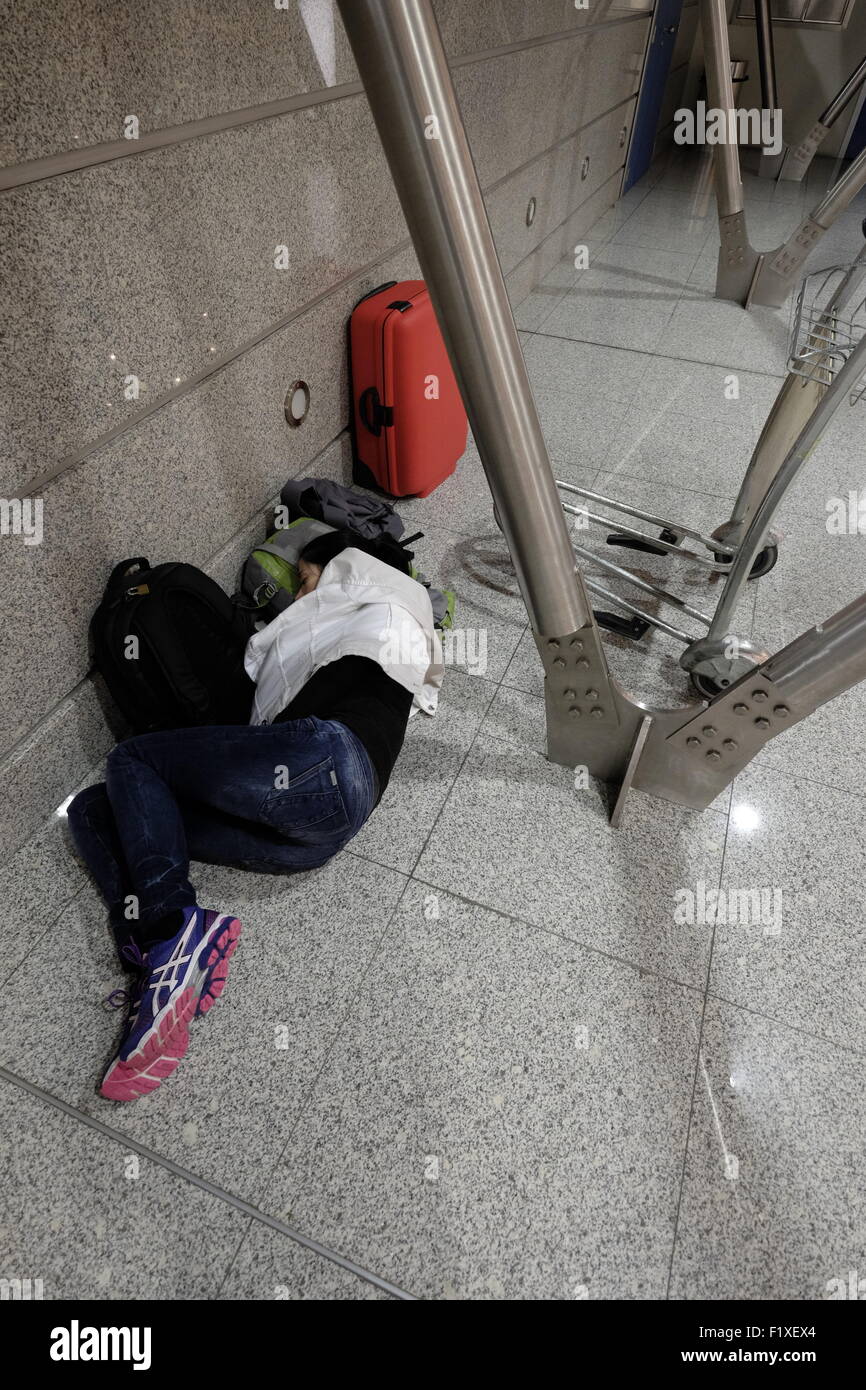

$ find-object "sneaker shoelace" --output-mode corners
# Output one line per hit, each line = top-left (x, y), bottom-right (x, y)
(103, 941), (148, 1028)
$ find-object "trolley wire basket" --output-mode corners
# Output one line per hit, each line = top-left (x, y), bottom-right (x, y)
(788, 262), (866, 402)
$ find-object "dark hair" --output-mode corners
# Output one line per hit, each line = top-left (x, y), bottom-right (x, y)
(299, 527), (414, 575)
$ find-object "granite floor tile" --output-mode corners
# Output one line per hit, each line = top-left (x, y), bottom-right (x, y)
(751, 679), (866, 801)
(481, 678), (734, 818)
(685, 241), (721, 294)
(708, 762), (866, 1051)
(768, 400), (866, 533)
(414, 732), (727, 986)
(513, 255), (579, 332)
(0, 855), (407, 1199)
(609, 189), (715, 253)
(669, 998), (866, 1299)
(524, 330), (657, 404)
(0, 807), (88, 985)
(629, 353), (785, 433)
(658, 293), (791, 375)
(599, 401), (764, 501)
(477, 680), (549, 755)
(751, 507), (866, 652)
(5, 138), (865, 1305)
(350, 670), (497, 875)
(0, 1078), (247, 1300)
(573, 241), (702, 298)
(216, 1223), (396, 1301)
(537, 278), (681, 355)
(499, 625), (550, 702)
(413, 526), (535, 685)
(533, 386), (632, 473)
(255, 882), (704, 1300)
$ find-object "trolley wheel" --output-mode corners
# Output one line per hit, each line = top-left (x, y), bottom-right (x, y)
(747, 542), (779, 579)
(713, 541), (779, 580)
(690, 670), (732, 700)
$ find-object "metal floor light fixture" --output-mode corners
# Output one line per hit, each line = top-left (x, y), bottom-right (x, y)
(336, 0), (866, 822)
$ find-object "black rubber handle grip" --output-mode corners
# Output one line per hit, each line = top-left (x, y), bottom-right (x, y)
(606, 535), (669, 557)
(353, 280), (398, 310)
(359, 386), (383, 436)
(593, 610), (651, 641)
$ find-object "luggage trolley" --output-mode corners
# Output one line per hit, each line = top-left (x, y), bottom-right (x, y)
(337, 0), (866, 822)
(700, 0), (866, 307)
(552, 243), (866, 699)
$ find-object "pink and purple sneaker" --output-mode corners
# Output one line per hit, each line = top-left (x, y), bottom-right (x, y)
(101, 906), (242, 1103)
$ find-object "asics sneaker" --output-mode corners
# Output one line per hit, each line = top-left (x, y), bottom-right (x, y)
(101, 907), (242, 1102)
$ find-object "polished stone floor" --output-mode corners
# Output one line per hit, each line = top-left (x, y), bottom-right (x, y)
(2, 151), (865, 1300)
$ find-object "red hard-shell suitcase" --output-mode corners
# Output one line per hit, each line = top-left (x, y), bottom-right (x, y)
(349, 279), (468, 498)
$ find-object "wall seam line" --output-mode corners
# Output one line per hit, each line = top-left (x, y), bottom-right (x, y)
(20, 90), (641, 500)
(20, 88), (644, 500)
(0, 12), (651, 192)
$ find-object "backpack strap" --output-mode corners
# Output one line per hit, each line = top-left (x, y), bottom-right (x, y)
(134, 567), (245, 718)
(132, 598), (212, 718)
(254, 541), (299, 562)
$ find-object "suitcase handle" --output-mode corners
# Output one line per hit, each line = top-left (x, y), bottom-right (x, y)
(359, 386), (385, 436)
(353, 280), (398, 310)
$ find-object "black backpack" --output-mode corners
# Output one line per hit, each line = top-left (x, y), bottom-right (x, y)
(90, 557), (257, 734)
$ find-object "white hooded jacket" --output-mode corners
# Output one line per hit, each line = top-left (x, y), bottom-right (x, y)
(244, 547), (445, 726)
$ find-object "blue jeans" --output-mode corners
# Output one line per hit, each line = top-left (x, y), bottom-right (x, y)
(67, 717), (377, 959)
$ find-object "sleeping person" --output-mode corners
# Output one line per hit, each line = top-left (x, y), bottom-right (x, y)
(68, 529), (443, 1102)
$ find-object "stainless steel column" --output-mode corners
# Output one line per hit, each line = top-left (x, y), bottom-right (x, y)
(700, 0), (744, 217)
(702, 331), (866, 644)
(753, 0), (782, 175)
(812, 143), (866, 227)
(820, 54), (866, 129)
(761, 592), (866, 711)
(779, 54), (866, 181)
(699, 0), (760, 300)
(715, 249), (866, 548)
(763, 594), (866, 711)
(753, 143), (866, 303)
(754, 0), (778, 114)
(335, 0), (590, 638)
